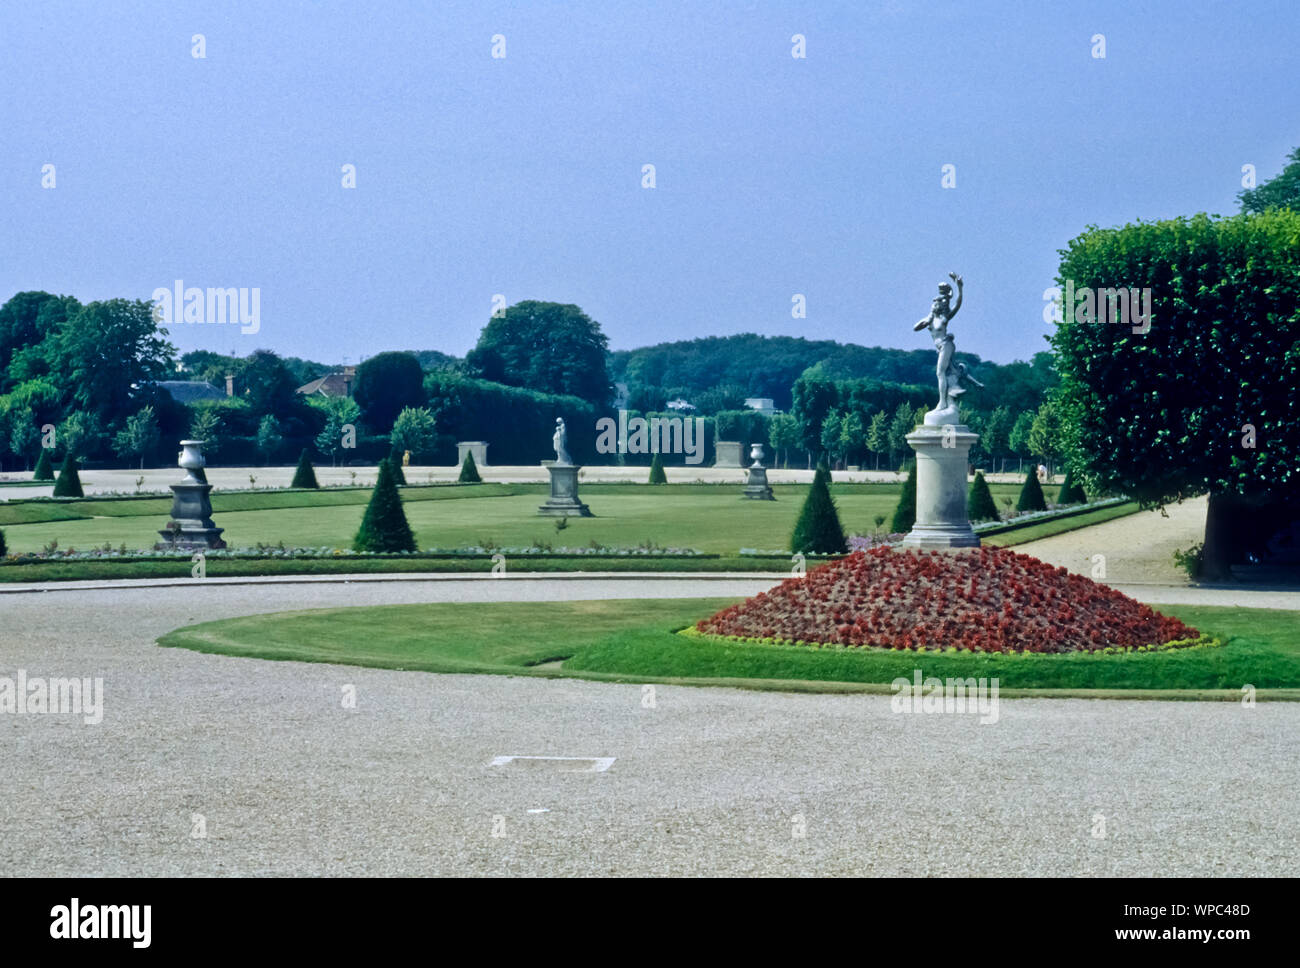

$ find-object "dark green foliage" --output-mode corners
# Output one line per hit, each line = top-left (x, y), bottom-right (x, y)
(968, 471), (999, 522)
(354, 351), (426, 431)
(290, 449), (319, 489)
(32, 448), (54, 480)
(0, 528), (6, 556)
(1017, 470), (1047, 512)
(388, 444), (407, 485)
(1057, 468), (1087, 505)
(353, 459), (416, 553)
(1051, 209), (1300, 577)
(790, 463), (846, 554)
(1238, 145), (1300, 214)
(53, 454), (83, 497)
(648, 453), (667, 484)
(890, 462), (916, 534)
(466, 301), (611, 406)
(458, 450), (482, 483)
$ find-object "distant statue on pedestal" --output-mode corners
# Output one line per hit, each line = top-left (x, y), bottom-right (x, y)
(553, 418), (572, 465)
(913, 272), (984, 423)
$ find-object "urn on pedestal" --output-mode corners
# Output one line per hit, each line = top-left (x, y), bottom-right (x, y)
(156, 440), (227, 549)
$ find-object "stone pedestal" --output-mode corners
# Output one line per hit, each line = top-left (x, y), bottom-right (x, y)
(900, 423), (979, 550)
(538, 461), (592, 516)
(714, 441), (744, 468)
(457, 441), (488, 468)
(742, 443), (775, 500)
(157, 440), (226, 549)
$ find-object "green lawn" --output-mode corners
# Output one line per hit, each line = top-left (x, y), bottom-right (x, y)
(2, 482), (1034, 555)
(157, 599), (1300, 698)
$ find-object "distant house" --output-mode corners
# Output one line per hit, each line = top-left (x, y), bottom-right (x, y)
(665, 397), (696, 412)
(296, 367), (355, 398)
(744, 397), (780, 417)
(153, 380), (227, 405)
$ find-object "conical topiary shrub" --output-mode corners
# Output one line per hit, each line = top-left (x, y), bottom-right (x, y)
(791, 463), (847, 554)
(648, 452), (667, 484)
(1057, 469), (1079, 505)
(968, 471), (999, 522)
(1017, 469), (1047, 512)
(33, 448), (55, 481)
(1066, 473), (1087, 504)
(387, 444), (407, 486)
(458, 450), (482, 483)
(890, 461), (917, 534)
(291, 448), (319, 488)
(354, 459), (416, 552)
(0, 528), (6, 556)
(53, 454), (84, 498)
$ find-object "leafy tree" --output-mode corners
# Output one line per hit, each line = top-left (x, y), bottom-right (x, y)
(890, 461), (917, 533)
(819, 410), (843, 468)
(838, 411), (864, 468)
(789, 368), (837, 465)
(290, 449), (319, 488)
(51, 299), (174, 427)
(648, 452), (667, 484)
(353, 459), (416, 552)
(7, 409), (39, 470)
(189, 407), (224, 460)
(1051, 209), (1300, 578)
(33, 448), (54, 481)
(256, 414), (282, 465)
(237, 350), (299, 419)
(982, 405), (1012, 471)
(968, 471), (999, 522)
(113, 406), (160, 469)
(865, 409), (889, 470)
(466, 301), (611, 406)
(1027, 399), (1062, 474)
(790, 464), (846, 553)
(1016, 469), (1047, 512)
(1239, 145), (1300, 213)
(458, 450), (482, 483)
(53, 453), (84, 497)
(1008, 410), (1035, 467)
(390, 406), (437, 462)
(354, 351), (426, 430)
(767, 413), (799, 469)
(312, 396), (360, 467)
(57, 412), (104, 459)
(0, 291), (80, 391)
(887, 402), (915, 469)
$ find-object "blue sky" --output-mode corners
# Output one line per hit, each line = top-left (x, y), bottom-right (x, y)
(3, 0), (1296, 366)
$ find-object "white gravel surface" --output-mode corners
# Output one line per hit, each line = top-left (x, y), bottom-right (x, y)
(2, 576), (1297, 876)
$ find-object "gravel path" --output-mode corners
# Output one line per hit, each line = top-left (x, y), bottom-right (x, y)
(2, 577), (1297, 876)
(1015, 496), (1207, 585)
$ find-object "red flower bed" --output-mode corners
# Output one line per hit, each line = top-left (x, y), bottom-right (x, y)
(696, 547), (1198, 654)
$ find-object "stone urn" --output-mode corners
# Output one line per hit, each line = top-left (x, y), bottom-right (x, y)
(157, 439), (226, 549)
(743, 443), (775, 500)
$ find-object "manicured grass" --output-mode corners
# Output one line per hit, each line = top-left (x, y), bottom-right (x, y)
(156, 599), (1300, 697)
(2, 482), (1026, 554)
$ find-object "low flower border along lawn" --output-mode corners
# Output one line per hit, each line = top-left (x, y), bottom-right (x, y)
(156, 598), (1300, 699)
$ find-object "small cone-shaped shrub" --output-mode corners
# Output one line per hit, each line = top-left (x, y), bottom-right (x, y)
(648, 452), (667, 484)
(1017, 469), (1047, 512)
(33, 449), (55, 481)
(354, 459), (416, 552)
(458, 450), (482, 483)
(0, 528), (6, 556)
(890, 462), (917, 534)
(53, 454), (84, 498)
(387, 444), (407, 486)
(791, 463), (846, 554)
(291, 448), (319, 488)
(967, 471), (999, 522)
(1067, 475), (1088, 504)
(1057, 469), (1079, 505)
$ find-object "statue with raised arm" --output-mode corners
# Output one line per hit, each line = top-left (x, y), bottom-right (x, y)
(552, 418), (572, 465)
(913, 272), (983, 421)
